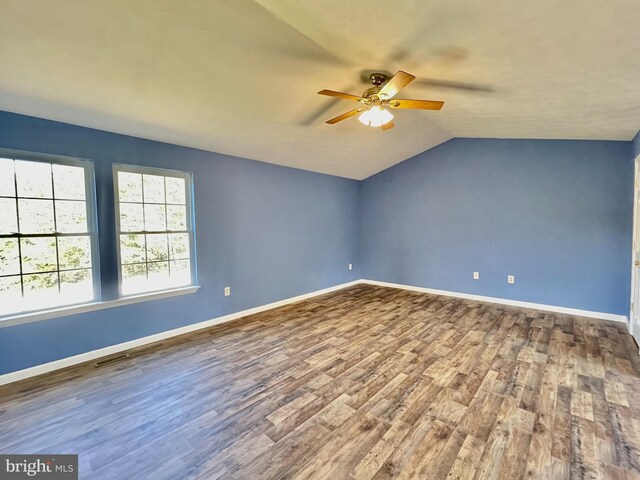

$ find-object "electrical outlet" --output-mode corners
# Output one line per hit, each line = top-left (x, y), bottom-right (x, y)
(473, 272), (480, 280)
(508, 275), (515, 284)
(348, 263), (353, 271)
(224, 286), (231, 296)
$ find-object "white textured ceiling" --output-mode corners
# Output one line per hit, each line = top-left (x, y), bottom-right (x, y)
(0, 0), (638, 179)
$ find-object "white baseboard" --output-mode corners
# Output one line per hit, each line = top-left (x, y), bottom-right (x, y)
(0, 280), (362, 387)
(361, 279), (628, 324)
(1, 277), (629, 386)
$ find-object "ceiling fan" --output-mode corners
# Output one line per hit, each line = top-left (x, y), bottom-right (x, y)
(318, 71), (444, 131)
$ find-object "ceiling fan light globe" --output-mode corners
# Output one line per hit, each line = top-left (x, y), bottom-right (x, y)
(358, 106), (393, 127)
(357, 110), (370, 126)
(379, 108), (394, 125)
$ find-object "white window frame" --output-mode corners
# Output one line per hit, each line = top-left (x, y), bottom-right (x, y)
(0, 148), (101, 318)
(113, 163), (197, 297)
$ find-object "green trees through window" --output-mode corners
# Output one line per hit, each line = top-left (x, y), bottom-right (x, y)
(0, 155), (196, 318)
(0, 157), (96, 316)
(115, 167), (194, 296)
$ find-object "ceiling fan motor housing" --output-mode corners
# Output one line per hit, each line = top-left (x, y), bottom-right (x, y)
(362, 73), (388, 101)
(369, 73), (387, 86)
(362, 86), (382, 100)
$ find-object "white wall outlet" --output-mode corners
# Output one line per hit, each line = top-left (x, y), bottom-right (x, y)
(473, 272), (480, 280)
(224, 286), (231, 296)
(508, 275), (515, 284)
(348, 263), (353, 271)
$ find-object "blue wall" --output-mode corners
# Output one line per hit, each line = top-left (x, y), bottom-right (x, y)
(0, 111), (360, 374)
(0, 111), (635, 376)
(361, 138), (633, 315)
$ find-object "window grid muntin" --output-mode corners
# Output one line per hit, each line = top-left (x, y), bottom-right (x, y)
(0, 266), (92, 279)
(114, 164), (195, 296)
(13, 161), (24, 297)
(112, 201), (186, 206)
(0, 151), (99, 317)
(50, 163), (62, 293)
(141, 171), (149, 281)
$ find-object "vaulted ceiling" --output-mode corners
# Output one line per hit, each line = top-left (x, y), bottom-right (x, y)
(0, 0), (638, 179)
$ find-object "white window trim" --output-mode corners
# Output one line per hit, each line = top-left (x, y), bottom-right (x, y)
(0, 148), (102, 320)
(0, 153), (201, 329)
(113, 163), (198, 298)
(0, 285), (200, 328)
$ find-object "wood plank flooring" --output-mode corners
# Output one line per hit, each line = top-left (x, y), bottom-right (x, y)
(1, 284), (640, 479)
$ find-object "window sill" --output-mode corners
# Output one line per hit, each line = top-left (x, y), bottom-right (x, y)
(0, 286), (201, 329)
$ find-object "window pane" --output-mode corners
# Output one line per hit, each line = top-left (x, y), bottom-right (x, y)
(0, 276), (21, 315)
(120, 234), (147, 264)
(169, 259), (191, 286)
(146, 234), (168, 262)
(148, 261), (169, 285)
(0, 238), (20, 276)
(0, 158), (15, 196)
(0, 158), (96, 316)
(165, 177), (186, 204)
(144, 204), (166, 231)
(55, 200), (88, 233)
(18, 199), (55, 234)
(143, 174), (165, 203)
(167, 205), (187, 230)
(118, 172), (142, 202)
(53, 164), (85, 200)
(22, 272), (59, 309)
(169, 233), (190, 260)
(15, 160), (52, 198)
(119, 203), (144, 232)
(116, 167), (193, 295)
(60, 269), (93, 302)
(0, 198), (17, 234)
(58, 236), (91, 270)
(121, 263), (147, 295)
(21, 237), (57, 273)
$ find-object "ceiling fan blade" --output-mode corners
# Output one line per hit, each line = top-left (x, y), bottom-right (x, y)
(388, 99), (444, 110)
(381, 121), (395, 131)
(325, 108), (363, 124)
(317, 89), (363, 101)
(378, 71), (415, 100)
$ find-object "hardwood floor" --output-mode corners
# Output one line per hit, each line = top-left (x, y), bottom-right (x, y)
(1, 284), (640, 479)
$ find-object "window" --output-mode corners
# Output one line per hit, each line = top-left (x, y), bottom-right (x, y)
(0, 153), (99, 316)
(114, 164), (196, 296)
